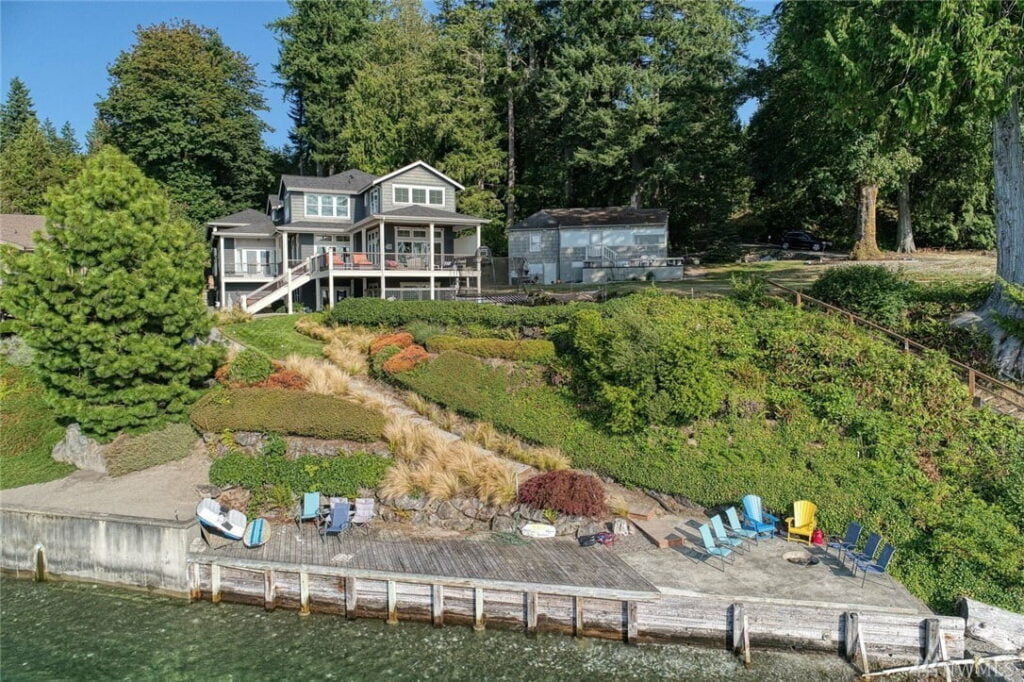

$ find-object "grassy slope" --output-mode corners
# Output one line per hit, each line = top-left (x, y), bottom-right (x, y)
(0, 362), (74, 489)
(221, 314), (324, 360)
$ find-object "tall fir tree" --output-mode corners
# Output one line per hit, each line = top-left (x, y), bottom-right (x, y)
(96, 21), (271, 224)
(0, 77), (36, 151)
(270, 0), (377, 175)
(0, 148), (221, 436)
(0, 117), (63, 214)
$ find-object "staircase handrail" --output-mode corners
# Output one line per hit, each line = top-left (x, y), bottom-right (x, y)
(242, 255), (314, 309)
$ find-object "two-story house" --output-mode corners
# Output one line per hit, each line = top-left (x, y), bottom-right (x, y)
(208, 161), (487, 313)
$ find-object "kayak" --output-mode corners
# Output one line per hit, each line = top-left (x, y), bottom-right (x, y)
(243, 517), (269, 548)
(521, 522), (557, 538)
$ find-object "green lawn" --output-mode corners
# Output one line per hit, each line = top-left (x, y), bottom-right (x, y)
(221, 314), (324, 359)
(0, 362), (74, 489)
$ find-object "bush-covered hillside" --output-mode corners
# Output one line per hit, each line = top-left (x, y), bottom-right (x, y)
(394, 292), (1024, 612)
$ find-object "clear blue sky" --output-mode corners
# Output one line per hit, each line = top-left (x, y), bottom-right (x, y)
(1, 1), (775, 149)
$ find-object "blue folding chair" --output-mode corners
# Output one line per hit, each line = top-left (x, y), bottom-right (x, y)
(741, 494), (779, 538)
(849, 532), (881, 567)
(826, 521), (862, 564)
(710, 514), (747, 552)
(852, 543), (895, 587)
(319, 498), (350, 542)
(725, 507), (759, 544)
(698, 523), (734, 571)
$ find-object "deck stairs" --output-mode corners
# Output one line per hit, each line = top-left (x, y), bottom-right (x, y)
(241, 257), (313, 313)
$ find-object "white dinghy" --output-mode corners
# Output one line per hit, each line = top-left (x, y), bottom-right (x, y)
(196, 497), (247, 541)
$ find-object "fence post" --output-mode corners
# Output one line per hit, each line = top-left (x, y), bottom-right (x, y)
(968, 369), (976, 399)
(795, 292), (803, 309)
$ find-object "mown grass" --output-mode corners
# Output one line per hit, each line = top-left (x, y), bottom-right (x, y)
(0, 362), (74, 489)
(220, 314), (324, 360)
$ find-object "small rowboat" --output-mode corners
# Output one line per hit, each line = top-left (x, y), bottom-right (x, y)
(243, 518), (269, 548)
(196, 498), (246, 541)
(521, 522), (557, 539)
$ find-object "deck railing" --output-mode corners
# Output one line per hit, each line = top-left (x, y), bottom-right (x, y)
(242, 257), (312, 309)
(224, 263), (280, 278)
(765, 278), (1024, 413)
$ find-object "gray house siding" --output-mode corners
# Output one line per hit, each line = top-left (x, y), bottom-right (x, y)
(379, 166), (456, 214)
(508, 229), (559, 283)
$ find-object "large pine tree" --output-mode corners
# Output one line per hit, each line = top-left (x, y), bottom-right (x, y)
(0, 117), (67, 214)
(0, 148), (221, 436)
(0, 77), (36, 151)
(96, 21), (270, 224)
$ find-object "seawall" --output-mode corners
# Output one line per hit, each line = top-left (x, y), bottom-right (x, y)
(0, 504), (194, 596)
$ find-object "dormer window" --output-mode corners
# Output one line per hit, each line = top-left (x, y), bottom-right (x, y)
(305, 193), (350, 218)
(393, 184), (444, 207)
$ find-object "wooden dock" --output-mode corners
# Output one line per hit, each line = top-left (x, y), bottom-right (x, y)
(188, 524), (965, 670)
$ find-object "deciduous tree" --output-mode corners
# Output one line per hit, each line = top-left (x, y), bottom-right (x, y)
(0, 148), (221, 435)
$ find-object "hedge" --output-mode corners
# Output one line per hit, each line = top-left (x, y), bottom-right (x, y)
(104, 422), (198, 476)
(190, 388), (385, 441)
(209, 451), (391, 498)
(425, 335), (556, 362)
(326, 298), (592, 329)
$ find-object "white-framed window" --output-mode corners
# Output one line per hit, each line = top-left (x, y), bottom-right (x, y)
(396, 228), (429, 254)
(234, 248), (273, 275)
(633, 228), (666, 246)
(304, 193), (350, 218)
(393, 184), (444, 207)
(529, 233), (542, 252)
(369, 187), (380, 214)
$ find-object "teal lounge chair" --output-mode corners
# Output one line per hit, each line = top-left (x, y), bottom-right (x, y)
(710, 514), (746, 552)
(725, 507), (759, 544)
(698, 523), (734, 571)
(295, 492), (322, 530)
(741, 495), (779, 538)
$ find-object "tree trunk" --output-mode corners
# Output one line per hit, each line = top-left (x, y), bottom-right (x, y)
(896, 178), (916, 253)
(506, 65), (516, 228)
(851, 183), (882, 260)
(629, 153), (642, 208)
(980, 91), (1024, 379)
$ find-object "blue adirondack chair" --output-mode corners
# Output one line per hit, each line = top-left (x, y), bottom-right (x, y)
(852, 543), (895, 586)
(698, 523), (734, 571)
(725, 507), (759, 544)
(319, 498), (350, 542)
(741, 495), (779, 538)
(295, 492), (322, 530)
(826, 521), (862, 563)
(710, 514), (746, 552)
(849, 532), (881, 567)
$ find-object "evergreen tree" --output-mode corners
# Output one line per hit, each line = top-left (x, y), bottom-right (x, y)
(0, 118), (63, 213)
(96, 21), (271, 223)
(270, 0), (377, 175)
(0, 148), (221, 436)
(0, 77), (36, 151)
(57, 122), (81, 157)
(85, 117), (110, 154)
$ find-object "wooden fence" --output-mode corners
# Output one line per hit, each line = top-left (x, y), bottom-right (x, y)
(765, 278), (1024, 417)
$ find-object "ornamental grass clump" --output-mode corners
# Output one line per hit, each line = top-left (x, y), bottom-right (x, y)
(519, 470), (606, 518)
(324, 340), (368, 375)
(282, 354), (351, 396)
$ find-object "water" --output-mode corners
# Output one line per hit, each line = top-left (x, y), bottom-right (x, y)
(1, 577), (853, 681)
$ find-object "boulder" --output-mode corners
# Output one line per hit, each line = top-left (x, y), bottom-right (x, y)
(491, 515), (516, 533)
(391, 495), (428, 511)
(233, 431), (264, 448)
(52, 423), (106, 474)
(577, 521), (607, 537)
(196, 484), (222, 498)
(436, 501), (457, 520)
(612, 517), (632, 536)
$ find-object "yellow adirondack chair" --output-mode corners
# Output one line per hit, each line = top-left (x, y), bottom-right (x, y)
(786, 500), (818, 545)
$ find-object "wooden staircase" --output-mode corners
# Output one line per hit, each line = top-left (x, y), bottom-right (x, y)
(242, 257), (313, 313)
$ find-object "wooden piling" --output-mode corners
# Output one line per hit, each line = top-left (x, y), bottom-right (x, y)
(387, 580), (398, 625)
(431, 584), (444, 627)
(263, 570), (275, 611)
(573, 596), (584, 636)
(844, 612), (869, 674)
(526, 592), (538, 636)
(211, 564), (221, 604)
(345, 576), (357, 620)
(626, 601), (638, 645)
(731, 603), (745, 654)
(189, 563), (201, 602)
(473, 587), (484, 631)
(298, 570), (310, 616)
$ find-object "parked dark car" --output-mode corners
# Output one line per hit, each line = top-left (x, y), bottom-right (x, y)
(780, 230), (829, 252)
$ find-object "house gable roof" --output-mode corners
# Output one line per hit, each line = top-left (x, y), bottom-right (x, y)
(511, 207), (668, 230)
(280, 168), (377, 193)
(368, 161), (465, 191)
(352, 204), (487, 229)
(208, 208), (276, 237)
(0, 213), (46, 250)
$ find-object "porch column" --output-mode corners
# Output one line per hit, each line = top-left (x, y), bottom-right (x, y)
(379, 218), (386, 299)
(428, 222), (435, 271)
(218, 235), (226, 308)
(278, 232), (286, 274)
(315, 278), (322, 312)
(286, 265), (294, 314)
(475, 223), (482, 294)
(327, 250), (335, 308)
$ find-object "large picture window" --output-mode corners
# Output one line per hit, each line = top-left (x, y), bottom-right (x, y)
(393, 184), (444, 207)
(304, 193), (350, 218)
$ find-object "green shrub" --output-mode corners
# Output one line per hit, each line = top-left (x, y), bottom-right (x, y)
(326, 298), (592, 329)
(425, 335), (556, 362)
(730, 273), (768, 303)
(190, 388), (385, 441)
(808, 265), (912, 326)
(0, 362), (74, 488)
(209, 450), (391, 498)
(103, 422), (198, 476)
(405, 321), (447, 345)
(228, 348), (273, 385)
(371, 345), (402, 378)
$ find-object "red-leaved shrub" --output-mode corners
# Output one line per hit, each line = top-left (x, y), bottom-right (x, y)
(260, 368), (306, 390)
(370, 332), (414, 355)
(518, 470), (606, 518)
(382, 345), (429, 375)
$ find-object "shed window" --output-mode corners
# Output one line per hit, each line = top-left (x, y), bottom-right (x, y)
(529, 233), (542, 252)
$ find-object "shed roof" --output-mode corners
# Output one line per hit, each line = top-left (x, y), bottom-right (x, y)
(0, 213), (47, 250)
(511, 207), (668, 230)
(280, 169), (377, 193)
(207, 208), (276, 236)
